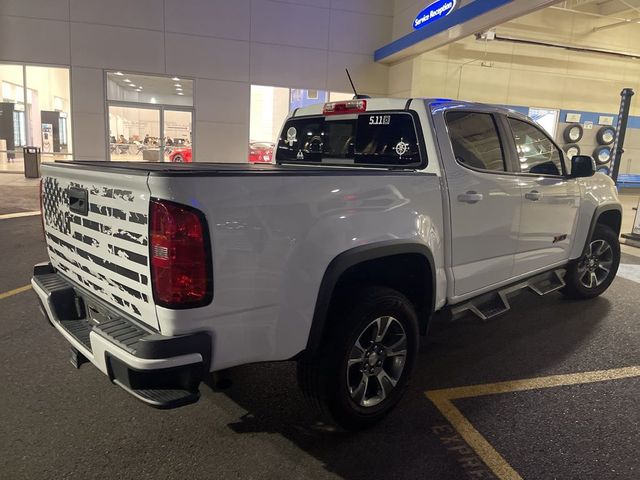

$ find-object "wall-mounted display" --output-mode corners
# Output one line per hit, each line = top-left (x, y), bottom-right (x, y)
(598, 116), (614, 126)
(563, 123), (584, 143)
(565, 113), (581, 123)
(593, 145), (612, 164)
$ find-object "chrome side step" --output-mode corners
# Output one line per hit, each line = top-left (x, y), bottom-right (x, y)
(450, 269), (566, 321)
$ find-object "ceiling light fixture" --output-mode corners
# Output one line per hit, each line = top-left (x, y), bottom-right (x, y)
(172, 77), (180, 81)
(174, 83), (182, 87)
(123, 78), (131, 83)
(177, 92), (184, 96)
(114, 71), (124, 76)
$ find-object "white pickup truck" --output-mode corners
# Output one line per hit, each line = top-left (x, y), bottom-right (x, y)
(33, 98), (622, 430)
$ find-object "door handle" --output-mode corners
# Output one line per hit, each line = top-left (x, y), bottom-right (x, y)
(525, 190), (542, 201)
(457, 191), (483, 204)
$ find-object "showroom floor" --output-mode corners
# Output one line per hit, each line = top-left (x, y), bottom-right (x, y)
(0, 178), (638, 480)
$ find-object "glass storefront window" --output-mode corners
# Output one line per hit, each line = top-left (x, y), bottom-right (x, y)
(106, 71), (194, 162)
(0, 64), (26, 172)
(26, 66), (72, 163)
(106, 72), (193, 106)
(0, 64), (72, 172)
(250, 85), (353, 163)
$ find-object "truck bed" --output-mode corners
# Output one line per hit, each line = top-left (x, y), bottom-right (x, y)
(50, 161), (425, 177)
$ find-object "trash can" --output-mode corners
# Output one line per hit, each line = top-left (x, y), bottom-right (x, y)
(23, 146), (41, 178)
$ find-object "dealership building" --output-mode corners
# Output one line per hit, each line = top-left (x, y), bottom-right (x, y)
(1, 0), (640, 176)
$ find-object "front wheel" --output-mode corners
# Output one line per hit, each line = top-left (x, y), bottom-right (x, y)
(562, 224), (620, 299)
(297, 286), (419, 431)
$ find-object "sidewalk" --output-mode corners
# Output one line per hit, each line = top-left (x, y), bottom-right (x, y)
(0, 173), (40, 215)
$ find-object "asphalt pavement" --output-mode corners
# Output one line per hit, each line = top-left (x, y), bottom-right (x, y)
(1, 213), (639, 480)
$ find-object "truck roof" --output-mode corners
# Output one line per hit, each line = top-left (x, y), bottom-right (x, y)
(291, 97), (529, 120)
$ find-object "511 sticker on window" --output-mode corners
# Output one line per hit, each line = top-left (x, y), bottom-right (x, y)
(368, 115), (391, 125)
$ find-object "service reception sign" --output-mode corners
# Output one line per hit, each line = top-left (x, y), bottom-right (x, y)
(413, 0), (457, 30)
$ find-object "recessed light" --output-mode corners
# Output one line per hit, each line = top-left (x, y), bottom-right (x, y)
(176, 87), (183, 91)
(137, 86), (143, 90)
(150, 97), (157, 104)
(114, 71), (124, 76)
(172, 77), (180, 81)
(177, 92), (184, 96)
(123, 78), (131, 83)
(130, 84), (137, 88)
(174, 83), (182, 87)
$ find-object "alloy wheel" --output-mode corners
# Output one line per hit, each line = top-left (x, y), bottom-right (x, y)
(578, 239), (614, 289)
(346, 316), (407, 408)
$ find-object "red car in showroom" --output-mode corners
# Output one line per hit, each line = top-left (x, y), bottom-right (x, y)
(167, 143), (275, 163)
(249, 142), (274, 163)
(168, 147), (192, 163)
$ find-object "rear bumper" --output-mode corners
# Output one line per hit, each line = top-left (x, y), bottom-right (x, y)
(31, 263), (211, 409)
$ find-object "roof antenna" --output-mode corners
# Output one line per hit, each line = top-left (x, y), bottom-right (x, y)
(346, 69), (370, 100)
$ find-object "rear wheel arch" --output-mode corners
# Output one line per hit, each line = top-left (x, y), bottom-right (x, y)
(305, 242), (436, 357)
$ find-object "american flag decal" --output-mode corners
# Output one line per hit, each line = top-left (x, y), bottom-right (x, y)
(42, 176), (154, 324)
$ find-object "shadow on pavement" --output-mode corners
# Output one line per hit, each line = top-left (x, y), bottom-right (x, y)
(216, 289), (611, 480)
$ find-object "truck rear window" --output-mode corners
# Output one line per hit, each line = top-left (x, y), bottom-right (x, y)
(275, 112), (424, 168)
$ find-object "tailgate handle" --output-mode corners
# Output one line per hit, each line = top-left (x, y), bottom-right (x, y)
(68, 187), (89, 216)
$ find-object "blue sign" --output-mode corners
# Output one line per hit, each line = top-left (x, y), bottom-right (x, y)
(413, 0), (457, 30)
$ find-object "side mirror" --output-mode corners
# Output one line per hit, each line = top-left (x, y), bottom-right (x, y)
(570, 155), (596, 178)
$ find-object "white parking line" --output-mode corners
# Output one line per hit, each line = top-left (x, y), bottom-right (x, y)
(0, 211), (41, 220)
(617, 264), (640, 283)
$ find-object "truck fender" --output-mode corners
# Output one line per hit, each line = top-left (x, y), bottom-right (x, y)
(583, 204), (623, 254)
(304, 240), (436, 357)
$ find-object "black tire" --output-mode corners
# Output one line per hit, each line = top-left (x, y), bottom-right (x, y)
(563, 123), (584, 143)
(563, 144), (580, 159)
(297, 286), (419, 431)
(596, 126), (616, 145)
(593, 146), (611, 164)
(173, 154), (184, 163)
(562, 224), (620, 299)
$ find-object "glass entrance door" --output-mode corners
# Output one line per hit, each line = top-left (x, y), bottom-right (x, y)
(163, 110), (193, 163)
(108, 105), (160, 161)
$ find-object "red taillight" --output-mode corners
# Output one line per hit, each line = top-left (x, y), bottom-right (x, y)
(150, 199), (212, 308)
(323, 100), (367, 115)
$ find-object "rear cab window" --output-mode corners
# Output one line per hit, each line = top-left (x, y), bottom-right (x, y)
(276, 111), (426, 169)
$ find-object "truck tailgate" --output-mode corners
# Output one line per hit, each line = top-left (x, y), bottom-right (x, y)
(41, 164), (157, 329)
